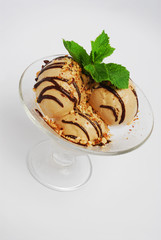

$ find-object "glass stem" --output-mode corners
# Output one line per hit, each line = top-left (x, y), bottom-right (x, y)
(51, 140), (81, 167)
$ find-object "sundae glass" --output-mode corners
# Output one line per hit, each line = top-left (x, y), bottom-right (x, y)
(19, 55), (154, 191)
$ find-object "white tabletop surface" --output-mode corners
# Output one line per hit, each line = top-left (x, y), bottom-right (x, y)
(1, 0), (161, 239)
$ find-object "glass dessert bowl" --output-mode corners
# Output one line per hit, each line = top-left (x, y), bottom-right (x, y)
(19, 54), (154, 191)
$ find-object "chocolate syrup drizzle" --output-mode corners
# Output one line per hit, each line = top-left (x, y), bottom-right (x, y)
(100, 105), (118, 122)
(77, 112), (100, 137)
(64, 135), (77, 139)
(132, 88), (139, 115)
(62, 120), (90, 141)
(37, 85), (64, 107)
(61, 110), (105, 142)
(38, 62), (65, 77)
(35, 57), (69, 81)
(72, 81), (81, 105)
(54, 55), (72, 61)
(43, 60), (50, 65)
(94, 120), (103, 137)
(35, 108), (43, 118)
(56, 79), (81, 104)
(34, 77), (77, 107)
(99, 84), (125, 124)
(35, 60), (51, 81)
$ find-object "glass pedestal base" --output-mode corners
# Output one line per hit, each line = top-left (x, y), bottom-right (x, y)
(27, 140), (92, 191)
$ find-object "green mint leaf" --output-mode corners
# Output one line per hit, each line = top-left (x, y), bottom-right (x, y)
(84, 63), (109, 82)
(63, 39), (90, 66)
(90, 30), (115, 63)
(105, 63), (129, 89)
(63, 31), (130, 89)
(84, 63), (129, 89)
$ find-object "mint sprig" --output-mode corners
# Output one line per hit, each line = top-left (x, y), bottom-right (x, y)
(84, 63), (109, 82)
(63, 30), (129, 89)
(90, 30), (115, 63)
(63, 40), (90, 66)
(106, 63), (129, 89)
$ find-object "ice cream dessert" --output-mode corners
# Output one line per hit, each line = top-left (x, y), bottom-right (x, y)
(33, 31), (138, 146)
(34, 56), (110, 146)
(34, 56), (87, 119)
(88, 79), (138, 125)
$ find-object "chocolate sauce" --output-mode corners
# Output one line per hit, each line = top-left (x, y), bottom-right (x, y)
(37, 85), (63, 108)
(94, 120), (103, 137)
(132, 88), (139, 115)
(37, 92), (61, 107)
(65, 135), (77, 139)
(100, 105), (118, 122)
(43, 60), (50, 65)
(72, 81), (81, 105)
(80, 76), (84, 84)
(62, 120), (90, 141)
(54, 55), (72, 60)
(53, 62), (66, 65)
(34, 77), (68, 88)
(38, 63), (65, 77)
(34, 77), (77, 107)
(35, 59), (65, 81)
(35, 108), (43, 118)
(77, 112), (100, 137)
(100, 84), (125, 124)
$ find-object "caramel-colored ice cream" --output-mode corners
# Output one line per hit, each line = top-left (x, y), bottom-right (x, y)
(89, 80), (138, 125)
(46, 110), (110, 146)
(34, 56), (87, 118)
(34, 56), (138, 146)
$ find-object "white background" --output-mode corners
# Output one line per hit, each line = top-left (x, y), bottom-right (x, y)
(0, 0), (161, 239)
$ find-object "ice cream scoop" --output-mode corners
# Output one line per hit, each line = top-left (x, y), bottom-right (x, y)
(46, 110), (110, 146)
(89, 80), (138, 125)
(34, 56), (87, 118)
